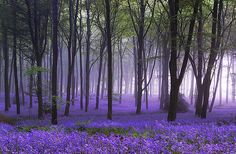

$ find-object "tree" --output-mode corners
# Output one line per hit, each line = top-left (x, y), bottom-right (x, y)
(51, 0), (59, 125)
(78, 0), (83, 110)
(25, 0), (50, 119)
(160, 33), (169, 110)
(85, 0), (91, 112)
(1, 1), (10, 111)
(128, 0), (156, 114)
(167, 0), (200, 121)
(201, 0), (223, 118)
(11, 0), (20, 114)
(105, 0), (112, 120)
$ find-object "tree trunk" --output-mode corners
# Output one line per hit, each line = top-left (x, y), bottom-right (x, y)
(105, 0), (113, 120)
(71, 71), (75, 105)
(19, 50), (25, 106)
(95, 38), (105, 109)
(209, 53), (223, 112)
(201, 0), (223, 118)
(195, 2), (204, 116)
(160, 34), (169, 110)
(167, 0), (179, 121)
(64, 0), (73, 116)
(2, 14), (10, 111)
(133, 37), (137, 106)
(232, 54), (235, 102)
(101, 59), (106, 99)
(168, 0), (199, 121)
(136, 0), (145, 114)
(51, 0), (58, 125)
(189, 53), (195, 105)
(12, 0), (20, 114)
(79, 0), (83, 110)
(119, 39), (123, 104)
(85, 0), (91, 112)
(36, 58), (43, 119)
(226, 54), (230, 104)
(59, 39), (63, 98)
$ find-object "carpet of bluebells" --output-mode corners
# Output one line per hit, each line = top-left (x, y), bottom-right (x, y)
(1, 120), (236, 154)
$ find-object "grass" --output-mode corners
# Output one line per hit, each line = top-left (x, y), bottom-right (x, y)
(17, 125), (51, 132)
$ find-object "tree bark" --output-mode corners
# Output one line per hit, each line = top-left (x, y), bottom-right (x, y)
(160, 34), (169, 110)
(195, 2), (204, 116)
(79, 0), (83, 110)
(167, 0), (179, 121)
(51, 0), (59, 125)
(2, 13), (10, 111)
(168, 0), (199, 121)
(19, 50), (25, 106)
(85, 0), (91, 112)
(12, 0), (20, 114)
(105, 0), (113, 120)
(95, 37), (105, 109)
(136, 0), (145, 114)
(119, 39), (123, 104)
(201, 0), (223, 118)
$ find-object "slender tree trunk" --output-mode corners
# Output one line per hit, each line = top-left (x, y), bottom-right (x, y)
(2, 15), (10, 111)
(232, 54), (235, 102)
(105, 0), (112, 120)
(9, 55), (14, 95)
(136, 0), (145, 114)
(119, 39), (123, 104)
(34, 0), (44, 119)
(209, 53), (223, 112)
(219, 62), (223, 105)
(167, 0), (179, 121)
(12, 0), (20, 114)
(79, 0), (83, 110)
(71, 0), (79, 106)
(59, 39), (63, 98)
(64, 0), (75, 116)
(36, 58), (43, 119)
(95, 38), (105, 109)
(160, 34), (169, 110)
(226, 54), (230, 104)
(19, 51), (25, 106)
(133, 37), (137, 106)
(71, 71), (75, 105)
(48, 48), (52, 101)
(143, 42), (148, 110)
(75, 56), (79, 97)
(85, 0), (91, 112)
(101, 59), (106, 99)
(51, 0), (58, 125)
(189, 53), (195, 105)
(201, 0), (223, 118)
(29, 59), (34, 108)
(195, 2), (204, 116)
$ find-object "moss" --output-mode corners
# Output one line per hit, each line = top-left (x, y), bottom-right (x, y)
(77, 127), (130, 136)
(17, 126), (51, 132)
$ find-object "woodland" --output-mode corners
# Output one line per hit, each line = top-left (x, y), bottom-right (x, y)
(0, 0), (236, 153)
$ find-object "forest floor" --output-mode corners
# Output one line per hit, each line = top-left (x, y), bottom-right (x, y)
(1, 94), (236, 126)
(1, 94), (236, 153)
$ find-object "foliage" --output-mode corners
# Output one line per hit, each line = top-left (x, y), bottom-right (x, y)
(25, 66), (48, 76)
(17, 126), (51, 132)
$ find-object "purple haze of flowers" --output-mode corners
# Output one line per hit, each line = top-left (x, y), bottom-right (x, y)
(0, 121), (236, 153)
